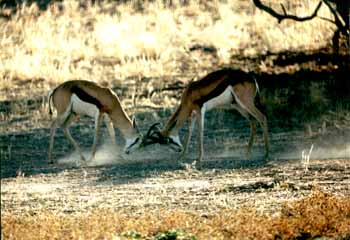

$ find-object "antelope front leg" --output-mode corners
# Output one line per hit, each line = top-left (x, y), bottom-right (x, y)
(179, 112), (196, 163)
(194, 108), (204, 169)
(63, 128), (86, 165)
(104, 115), (116, 145)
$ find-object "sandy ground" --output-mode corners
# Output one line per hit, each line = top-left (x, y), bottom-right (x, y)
(1, 110), (349, 217)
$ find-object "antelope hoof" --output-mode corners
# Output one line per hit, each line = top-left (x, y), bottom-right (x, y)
(193, 160), (202, 170)
(178, 161), (189, 169)
(178, 162), (197, 171)
(76, 156), (87, 167)
(77, 160), (88, 168)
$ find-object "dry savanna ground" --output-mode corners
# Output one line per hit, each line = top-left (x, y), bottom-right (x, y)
(1, 156), (350, 239)
(1, 0), (350, 239)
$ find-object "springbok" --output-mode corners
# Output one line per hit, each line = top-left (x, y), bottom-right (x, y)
(142, 68), (269, 169)
(48, 80), (142, 165)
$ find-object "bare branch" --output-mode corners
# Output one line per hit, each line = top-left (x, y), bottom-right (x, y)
(280, 4), (287, 16)
(252, 0), (323, 23)
(323, 0), (349, 34)
(318, 16), (336, 25)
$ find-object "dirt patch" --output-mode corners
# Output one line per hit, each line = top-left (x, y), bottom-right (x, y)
(1, 109), (349, 214)
(1, 157), (350, 239)
(2, 156), (350, 215)
(1, 103), (350, 239)
(1, 49), (349, 239)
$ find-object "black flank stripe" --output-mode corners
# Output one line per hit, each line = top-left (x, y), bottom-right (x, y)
(71, 86), (103, 110)
(194, 69), (254, 107)
(195, 77), (230, 106)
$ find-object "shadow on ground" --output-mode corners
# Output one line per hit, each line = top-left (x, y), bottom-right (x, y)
(1, 50), (349, 179)
(1, 106), (349, 180)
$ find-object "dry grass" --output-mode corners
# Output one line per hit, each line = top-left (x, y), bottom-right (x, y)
(1, 190), (349, 239)
(1, 3), (347, 238)
(0, 0), (335, 102)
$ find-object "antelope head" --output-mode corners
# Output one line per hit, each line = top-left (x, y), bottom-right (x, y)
(124, 117), (143, 154)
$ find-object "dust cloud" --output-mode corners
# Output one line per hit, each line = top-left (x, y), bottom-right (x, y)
(56, 143), (125, 166)
(307, 145), (350, 160)
(56, 141), (172, 167)
(278, 141), (349, 161)
(55, 129), (349, 168)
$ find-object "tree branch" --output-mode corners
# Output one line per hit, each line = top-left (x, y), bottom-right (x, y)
(252, 0), (323, 23)
(318, 16), (336, 25)
(323, 0), (349, 35)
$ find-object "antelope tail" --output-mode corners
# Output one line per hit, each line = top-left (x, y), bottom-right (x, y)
(48, 89), (54, 116)
(252, 74), (260, 94)
(253, 79), (266, 115)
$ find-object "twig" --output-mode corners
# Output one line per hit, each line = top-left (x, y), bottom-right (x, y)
(322, 0), (349, 35)
(252, 0), (323, 23)
(302, 144), (314, 172)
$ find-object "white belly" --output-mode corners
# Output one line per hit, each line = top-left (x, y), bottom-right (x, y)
(71, 94), (99, 117)
(203, 86), (233, 111)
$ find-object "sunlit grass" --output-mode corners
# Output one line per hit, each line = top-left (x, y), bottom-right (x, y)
(0, 0), (335, 102)
(2, 191), (349, 239)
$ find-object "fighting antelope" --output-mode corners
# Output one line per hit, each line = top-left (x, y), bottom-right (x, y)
(48, 80), (142, 165)
(143, 68), (269, 169)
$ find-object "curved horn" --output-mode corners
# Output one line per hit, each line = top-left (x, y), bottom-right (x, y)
(146, 122), (161, 137)
(141, 122), (162, 147)
(150, 130), (170, 144)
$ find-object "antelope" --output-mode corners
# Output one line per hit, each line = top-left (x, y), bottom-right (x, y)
(48, 80), (142, 165)
(142, 68), (269, 169)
